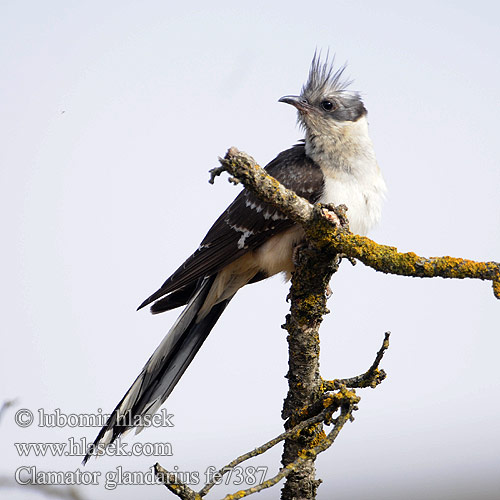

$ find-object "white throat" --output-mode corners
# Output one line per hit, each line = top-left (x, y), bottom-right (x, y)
(305, 116), (387, 235)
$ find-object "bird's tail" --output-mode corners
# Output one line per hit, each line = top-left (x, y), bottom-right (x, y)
(83, 276), (231, 464)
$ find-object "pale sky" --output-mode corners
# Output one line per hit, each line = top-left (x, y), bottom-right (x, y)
(1, 1), (499, 499)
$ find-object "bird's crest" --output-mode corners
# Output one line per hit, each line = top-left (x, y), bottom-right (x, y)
(301, 51), (357, 102)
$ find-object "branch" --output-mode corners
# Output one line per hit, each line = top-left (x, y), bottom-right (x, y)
(219, 396), (357, 500)
(332, 234), (500, 299)
(154, 465), (200, 500)
(279, 214), (343, 498)
(198, 398), (340, 497)
(156, 144), (497, 500)
(155, 386), (361, 500)
(279, 332), (389, 428)
(322, 331), (390, 390)
(214, 148), (500, 299)
(211, 148), (317, 225)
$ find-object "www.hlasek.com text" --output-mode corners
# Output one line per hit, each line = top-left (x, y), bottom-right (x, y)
(15, 437), (173, 458)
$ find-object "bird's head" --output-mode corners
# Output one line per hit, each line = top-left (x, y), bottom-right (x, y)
(279, 53), (366, 137)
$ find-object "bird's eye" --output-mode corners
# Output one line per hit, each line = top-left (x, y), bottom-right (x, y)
(321, 100), (336, 111)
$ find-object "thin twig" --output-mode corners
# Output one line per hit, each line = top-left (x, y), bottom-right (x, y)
(219, 398), (357, 500)
(198, 391), (351, 497)
(323, 332), (390, 391)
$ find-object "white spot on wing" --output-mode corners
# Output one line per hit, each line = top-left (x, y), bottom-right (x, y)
(229, 223), (255, 249)
(271, 212), (285, 221)
(245, 198), (264, 213)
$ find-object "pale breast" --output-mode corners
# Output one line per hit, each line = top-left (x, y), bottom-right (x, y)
(307, 116), (387, 235)
(319, 166), (385, 236)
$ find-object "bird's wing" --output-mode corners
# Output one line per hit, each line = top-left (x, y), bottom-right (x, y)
(138, 143), (324, 310)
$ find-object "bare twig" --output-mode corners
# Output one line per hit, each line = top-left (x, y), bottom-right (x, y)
(323, 332), (390, 390)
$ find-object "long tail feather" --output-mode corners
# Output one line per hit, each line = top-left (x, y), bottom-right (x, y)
(83, 276), (231, 464)
(150, 282), (197, 314)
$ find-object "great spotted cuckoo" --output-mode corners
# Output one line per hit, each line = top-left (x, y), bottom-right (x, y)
(83, 54), (386, 463)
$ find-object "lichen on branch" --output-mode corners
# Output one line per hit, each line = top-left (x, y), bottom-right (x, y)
(214, 147), (500, 299)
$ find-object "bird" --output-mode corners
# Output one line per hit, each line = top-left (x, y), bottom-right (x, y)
(83, 53), (386, 464)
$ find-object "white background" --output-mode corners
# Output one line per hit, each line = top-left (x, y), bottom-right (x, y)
(1, 1), (499, 499)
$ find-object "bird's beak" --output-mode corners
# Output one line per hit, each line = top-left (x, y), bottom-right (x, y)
(278, 95), (310, 112)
